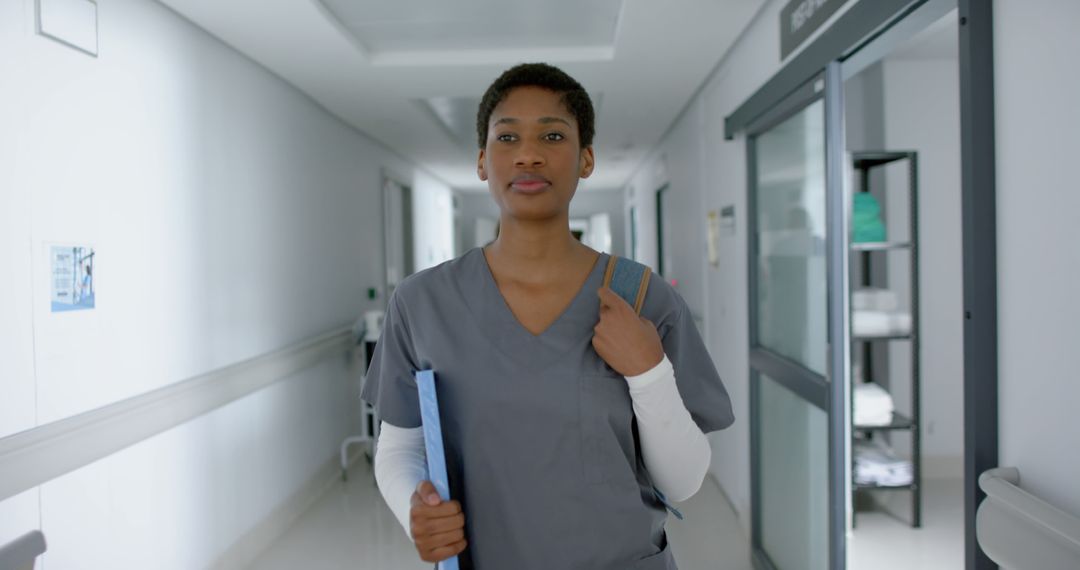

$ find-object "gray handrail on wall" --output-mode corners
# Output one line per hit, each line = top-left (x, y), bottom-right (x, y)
(0, 530), (46, 570)
(977, 467), (1080, 569)
(0, 327), (352, 502)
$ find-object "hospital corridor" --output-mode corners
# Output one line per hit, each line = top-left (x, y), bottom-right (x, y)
(2, 0), (1079, 569)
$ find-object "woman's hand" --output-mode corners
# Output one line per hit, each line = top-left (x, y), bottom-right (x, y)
(592, 287), (665, 376)
(410, 480), (467, 563)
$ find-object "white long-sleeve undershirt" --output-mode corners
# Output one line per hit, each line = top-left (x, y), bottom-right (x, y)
(623, 354), (712, 502)
(372, 423), (427, 540)
(372, 354), (710, 539)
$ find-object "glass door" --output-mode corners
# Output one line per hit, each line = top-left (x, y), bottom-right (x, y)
(748, 64), (850, 570)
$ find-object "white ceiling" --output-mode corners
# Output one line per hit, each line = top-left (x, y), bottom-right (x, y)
(319, 0), (623, 57)
(157, 0), (765, 192)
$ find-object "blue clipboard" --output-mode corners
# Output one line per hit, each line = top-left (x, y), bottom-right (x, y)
(415, 370), (459, 570)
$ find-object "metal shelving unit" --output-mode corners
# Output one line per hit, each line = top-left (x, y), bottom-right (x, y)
(851, 151), (921, 528)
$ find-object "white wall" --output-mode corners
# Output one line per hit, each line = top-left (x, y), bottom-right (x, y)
(880, 57), (964, 476)
(995, 0), (1080, 517)
(625, 99), (710, 326)
(0, 0), (447, 565)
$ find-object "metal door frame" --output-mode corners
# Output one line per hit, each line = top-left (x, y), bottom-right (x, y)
(732, 2), (998, 567)
(747, 63), (850, 570)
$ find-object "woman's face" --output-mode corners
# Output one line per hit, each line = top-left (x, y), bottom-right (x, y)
(478, 86), (594, 221)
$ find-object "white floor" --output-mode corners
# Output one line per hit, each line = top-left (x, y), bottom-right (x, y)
(250, 458), (961, 570)
(250, 457), (754, 570)
(849, 478), (965, 570)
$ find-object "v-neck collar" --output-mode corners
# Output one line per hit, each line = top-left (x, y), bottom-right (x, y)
(479, 246), (604, 338)
(460, 247), (607, 370)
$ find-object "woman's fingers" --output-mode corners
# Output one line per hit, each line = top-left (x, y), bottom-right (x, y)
(418, 528), (466, 548)
(410, 493), (461, 519)
(413, 480), (442, 506)
(411, 492), (466, 563)
(415, 523), (467, 563)
(412, 511), (465, 537)
(597, 286), (631, 313)
(593, 287), (664, 376)
(424, 539), (468, 562)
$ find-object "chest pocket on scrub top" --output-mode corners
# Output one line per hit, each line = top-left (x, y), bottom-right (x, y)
(579, 373), (638, 485)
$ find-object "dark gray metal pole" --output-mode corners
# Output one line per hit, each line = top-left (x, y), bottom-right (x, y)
(958, 1), (1000, 568)
(825, 61), (851, 570)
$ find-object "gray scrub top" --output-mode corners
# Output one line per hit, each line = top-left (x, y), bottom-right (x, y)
(361, 247), (734, 570)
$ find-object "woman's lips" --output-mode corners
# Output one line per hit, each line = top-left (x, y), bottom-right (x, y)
(510, 175), (550, 194)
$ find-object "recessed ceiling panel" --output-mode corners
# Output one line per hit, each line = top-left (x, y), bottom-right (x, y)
(319, 0), (623, 55)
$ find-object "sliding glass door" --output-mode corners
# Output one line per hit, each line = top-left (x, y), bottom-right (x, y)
(748, 64), (850, 570)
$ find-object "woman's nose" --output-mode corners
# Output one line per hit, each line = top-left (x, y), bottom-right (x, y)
(514, 141), (545, 168)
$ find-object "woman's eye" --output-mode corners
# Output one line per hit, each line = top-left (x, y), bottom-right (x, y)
(496, 133), (516, 142)
(545, 132), (565, 141)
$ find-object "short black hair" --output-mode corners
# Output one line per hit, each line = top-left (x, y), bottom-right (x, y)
(476, 63), (595, 149)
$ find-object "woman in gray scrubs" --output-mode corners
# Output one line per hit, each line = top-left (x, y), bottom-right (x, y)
(362, 63), (734, 570)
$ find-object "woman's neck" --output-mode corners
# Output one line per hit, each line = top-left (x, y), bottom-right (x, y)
(484, 215), (594, 279)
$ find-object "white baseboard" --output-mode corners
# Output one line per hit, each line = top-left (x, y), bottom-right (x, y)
(212, 447), (365, 570)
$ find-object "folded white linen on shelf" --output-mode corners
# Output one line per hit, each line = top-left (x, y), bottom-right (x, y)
(854, 440), (913, 487)
(854, 382), (895, 426)
(892, 312), (912, 332)
(853, 310), (912, 337)
(852, 288), (900, 312)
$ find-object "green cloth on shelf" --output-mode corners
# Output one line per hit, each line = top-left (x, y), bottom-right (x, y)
(854, 222), (886, 244)
(853, 193), (887, 243)
(853, 193), (881, 219)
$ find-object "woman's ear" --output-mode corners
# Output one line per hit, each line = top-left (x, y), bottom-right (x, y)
(579, 146), (595, 179)
(477, 150), (488, 181)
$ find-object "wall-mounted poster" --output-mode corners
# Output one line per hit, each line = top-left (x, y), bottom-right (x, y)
(51, 245), (95, 312)
(707, 210), (721, 268)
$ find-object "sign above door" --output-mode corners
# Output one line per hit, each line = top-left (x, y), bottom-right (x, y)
(780, 0), (847, 59)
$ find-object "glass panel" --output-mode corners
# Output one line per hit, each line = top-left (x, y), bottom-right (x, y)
(753, 100), (828, 374)
(758, 373), (829, 570)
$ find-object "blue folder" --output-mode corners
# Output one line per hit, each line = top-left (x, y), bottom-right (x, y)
(415, 370), (459, 570)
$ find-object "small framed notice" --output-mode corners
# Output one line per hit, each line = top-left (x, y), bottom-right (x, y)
(707, 211), (721, 267)
(37, 0), (99, 57)
(51, 245), (95, 312)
